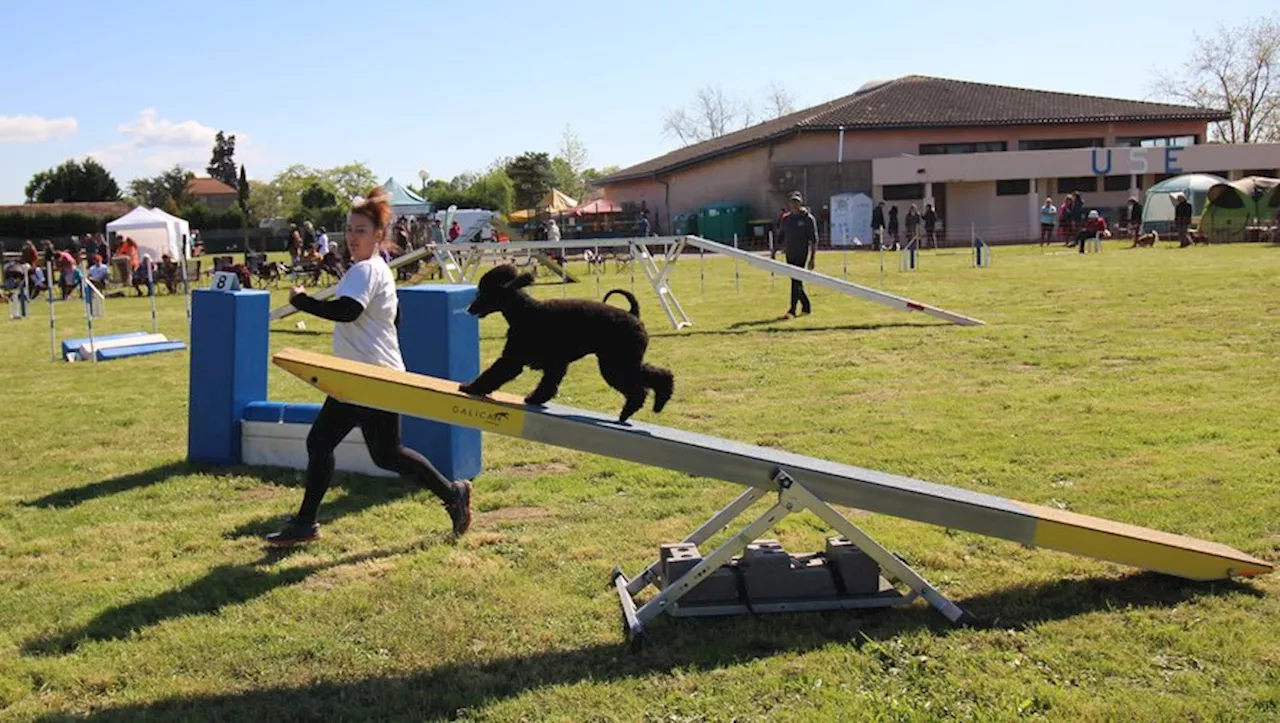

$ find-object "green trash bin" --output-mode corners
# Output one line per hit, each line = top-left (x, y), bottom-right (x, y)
(696, 203), (749, 243)
(672, 212), (698, 236)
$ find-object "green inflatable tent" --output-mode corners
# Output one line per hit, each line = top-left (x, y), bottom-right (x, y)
(1200, 176), (1280, 242)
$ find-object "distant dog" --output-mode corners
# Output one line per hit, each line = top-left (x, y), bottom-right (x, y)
(1132, 231), (1158, 248)
(457, 264), (675, 423)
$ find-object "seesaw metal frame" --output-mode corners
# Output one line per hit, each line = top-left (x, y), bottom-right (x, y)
(613, 468), (968, 647)
(433, 237), (692, 330)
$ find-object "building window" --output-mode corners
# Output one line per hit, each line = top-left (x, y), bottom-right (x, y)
(919, 141), (1008, 155)
(1057, 176), (1098, 194)
(1018, 138), (1104, 151)
(1115, 135), (1198, 147)
(883, 183), (924, 201)
(1103, 175), (1143, 192)
(996, 179), (1031, 196)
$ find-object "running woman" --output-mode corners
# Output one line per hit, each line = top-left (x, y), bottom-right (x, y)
(267, 186), (472, 545)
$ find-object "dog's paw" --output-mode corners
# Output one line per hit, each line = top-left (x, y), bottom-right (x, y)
(523, 395), (549, 407)
(457, 384), (483, 396)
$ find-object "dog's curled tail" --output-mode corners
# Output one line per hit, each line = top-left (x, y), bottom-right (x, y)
(603, 289), (640, 318)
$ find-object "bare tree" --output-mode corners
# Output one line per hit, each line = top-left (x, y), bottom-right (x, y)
(557, 124), (590, 175)
(662, 85), (747, 146)
(662, 83), (795, 147)
(1152, 13), (1280, 143)
(763, 80), (796, 119)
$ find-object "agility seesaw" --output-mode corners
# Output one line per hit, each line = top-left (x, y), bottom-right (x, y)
(271, 347), (1272, 643)
(432, 235), (985, 331)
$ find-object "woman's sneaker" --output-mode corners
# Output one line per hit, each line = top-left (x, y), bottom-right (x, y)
(445, 480), (472, 536)
(265, 517), (320, 546)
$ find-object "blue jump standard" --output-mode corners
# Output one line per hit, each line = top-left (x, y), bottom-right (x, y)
(186, 285), (481, 482)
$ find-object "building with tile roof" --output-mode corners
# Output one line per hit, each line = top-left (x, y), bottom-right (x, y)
(599, 75), (1280, 243)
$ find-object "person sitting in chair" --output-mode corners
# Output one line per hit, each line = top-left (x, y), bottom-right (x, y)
(1075, 210), (1110, 253)
(87, 254), (110, 291)
(132, 254), (158, 296)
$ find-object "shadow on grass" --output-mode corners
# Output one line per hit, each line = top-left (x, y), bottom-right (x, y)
(654, 320), (945, 337)
(22, 463), (429, 544)
(221, 472), (430, 541)
(271, 327), (327, 336)
(21, 462), (195, 509)
(21, 542), (436, 658)
(37, 571), (1263, 721)
(20, 462), (309, 510)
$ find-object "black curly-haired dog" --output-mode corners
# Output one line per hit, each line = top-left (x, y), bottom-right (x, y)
(457, 264), (674, 423)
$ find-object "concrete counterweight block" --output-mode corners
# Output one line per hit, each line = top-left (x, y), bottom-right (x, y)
(741, 539), (841, 603)
(658, 543), (740, 606)
(825, 536), (883, 596)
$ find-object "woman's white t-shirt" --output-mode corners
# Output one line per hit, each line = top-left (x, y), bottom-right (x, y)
(332, 255), (405, 371)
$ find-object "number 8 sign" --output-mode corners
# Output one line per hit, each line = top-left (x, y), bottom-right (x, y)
(211, 271), (241, 291)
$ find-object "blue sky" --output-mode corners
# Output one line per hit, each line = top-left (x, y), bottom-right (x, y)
(0, 0), (1237, 204)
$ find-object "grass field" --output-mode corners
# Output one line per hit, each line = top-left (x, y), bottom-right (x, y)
(1, 241), (1277, 722)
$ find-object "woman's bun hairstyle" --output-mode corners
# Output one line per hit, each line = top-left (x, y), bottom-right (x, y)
(350, 186), (393, 230)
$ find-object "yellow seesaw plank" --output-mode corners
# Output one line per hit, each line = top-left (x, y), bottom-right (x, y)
(273, 347), (1273, 581)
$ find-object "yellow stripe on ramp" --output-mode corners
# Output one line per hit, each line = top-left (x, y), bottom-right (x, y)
(273, 348), (528, 437)
(1026, 503), (1272, 580)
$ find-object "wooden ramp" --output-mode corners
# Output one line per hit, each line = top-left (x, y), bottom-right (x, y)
(273, 347), (1272, 582)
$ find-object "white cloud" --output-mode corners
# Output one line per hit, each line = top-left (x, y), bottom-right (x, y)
(0, 115), (78, 142)
(85, 109), (264, 178)
(119, 108), (218, 148)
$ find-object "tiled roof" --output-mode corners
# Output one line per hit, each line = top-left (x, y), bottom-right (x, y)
(186, 177), (237, 196)
(603, 75), (1229, 183)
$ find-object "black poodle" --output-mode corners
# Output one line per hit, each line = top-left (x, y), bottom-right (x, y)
(457, 264), (674, 423)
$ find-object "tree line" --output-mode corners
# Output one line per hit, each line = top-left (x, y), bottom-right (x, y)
(20, 123), (620, 230)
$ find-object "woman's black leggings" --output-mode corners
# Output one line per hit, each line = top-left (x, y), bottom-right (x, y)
(296, 396), (456, 523)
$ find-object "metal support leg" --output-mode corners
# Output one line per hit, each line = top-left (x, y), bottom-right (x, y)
(772, 469), (970, 624)
(625, 486), (769, 596)
(624, 496), (793, 637)
(431, 244), (465, 283)
(458, 247), (483, 281)
(613, 468), (970, 647)
(631, 239), (691, 330)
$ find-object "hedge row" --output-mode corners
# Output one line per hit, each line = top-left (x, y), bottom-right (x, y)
(0, 206), (252, 239)
(0, 212), (105, 238)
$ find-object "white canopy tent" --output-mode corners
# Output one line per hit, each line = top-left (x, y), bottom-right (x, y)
(104, 207), (184, 262)
(148, 207), (192, 259)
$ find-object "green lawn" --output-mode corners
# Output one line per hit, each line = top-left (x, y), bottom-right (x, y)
(1, 241), (1277, 721)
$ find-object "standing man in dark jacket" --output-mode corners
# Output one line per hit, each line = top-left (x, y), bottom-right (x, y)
(871, 202), (886, 249)
(776, 191), (818, 317)
(1174, 193), (1193, 246)
(922, 204), (938, 248)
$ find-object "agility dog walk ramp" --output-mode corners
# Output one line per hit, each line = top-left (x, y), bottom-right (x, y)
(273, 348), (1271, 641)
(680, 235), (984, 327)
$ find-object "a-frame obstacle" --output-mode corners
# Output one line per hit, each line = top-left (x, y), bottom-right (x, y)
(272, 348), (1273, 647)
